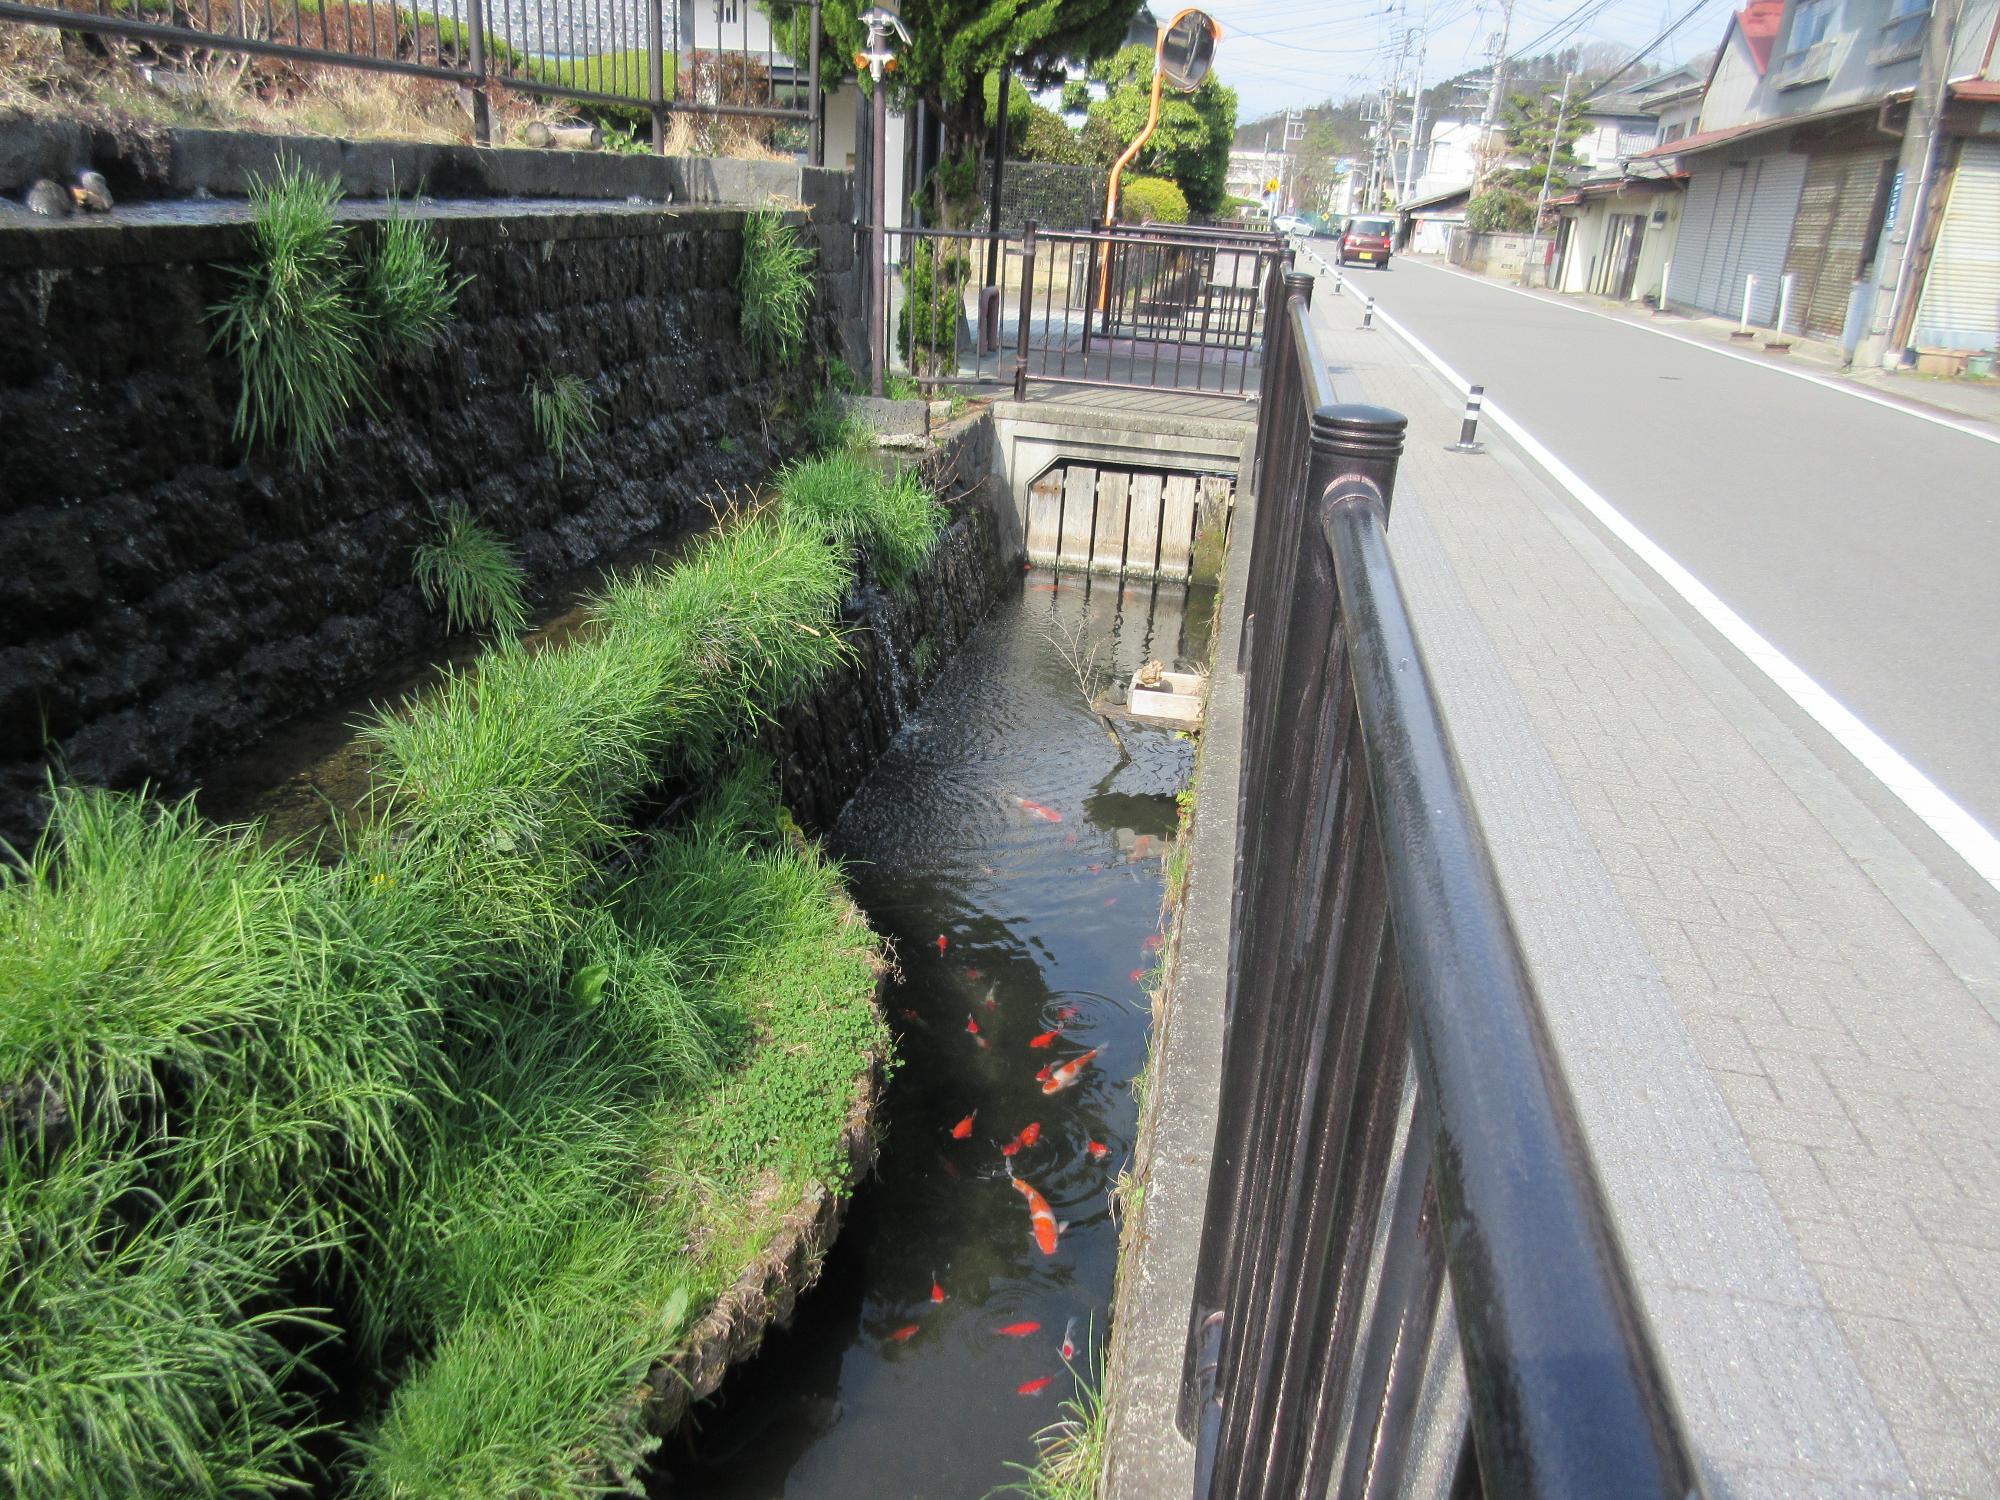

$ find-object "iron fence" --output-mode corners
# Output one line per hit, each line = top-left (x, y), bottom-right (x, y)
(0, 0), (819, 150)
(877, 220), (1286, 400)
(1181, 270), (1708, 1499)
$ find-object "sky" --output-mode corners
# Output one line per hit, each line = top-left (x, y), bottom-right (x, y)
(1187, 0), (1736, 121)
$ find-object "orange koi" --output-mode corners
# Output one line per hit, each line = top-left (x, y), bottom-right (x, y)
(1019, 1376), (1054, 1396)
(965, 1015), (980, 1036)
(1029, 1028), (1062, 1049)
(890, 1324), (920, 1343)
(994, 1321), (1042, 1337)
(1086, 1140), (1110, 1161)
(949, 1112), (976, 1140)
(1041, 1049), (1099, 1095)
(1011, 1173), (1062, 1255)
(1035, 1062), (1055, 1083)
(1057, 1005), (1080, 1021)
(1014, 797), (1063, 823)
(1142, 932), (1165, 952)
(1061, 1318), (1077, 1360)
(937, 934), (948, 953)
(931, 1277), (946, 1304)
(1088, 863), (1102, 874)
(999, 1120), (1041, 1157)
(1129, 968), (1148, 984)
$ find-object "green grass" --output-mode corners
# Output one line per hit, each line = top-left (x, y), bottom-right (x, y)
(210, 160), (373, 464)
(360, 202), (465, 358)
(803, 390), (874, 454)
(530, 372), (603, 474)
(739, 208), (815, 367)
(410, 500), (530, 636)
(773, 450), (946, 593)
(995, 1339), (1110, 1500)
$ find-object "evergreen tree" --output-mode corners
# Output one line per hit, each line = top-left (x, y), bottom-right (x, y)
(1080, 43), (1237, 215)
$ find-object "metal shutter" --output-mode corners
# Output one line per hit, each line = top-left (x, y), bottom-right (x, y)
(1672, 168), (1721, 312)
(1913, 140), (2000, 353)
(1693, 164), (1745, 313)
(1784, 146), (1896, 339)
(1723, 153), (1807, 325)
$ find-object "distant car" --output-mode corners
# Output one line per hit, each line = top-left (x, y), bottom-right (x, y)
(1339, 215), (1395, 268)
(1272, 214), (1306, 237)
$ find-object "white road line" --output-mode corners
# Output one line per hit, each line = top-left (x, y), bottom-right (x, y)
(1303, 247), (2000, 896)
(1389, 253), (2000, 447)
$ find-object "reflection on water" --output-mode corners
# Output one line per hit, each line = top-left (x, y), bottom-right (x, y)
(647, 568), (1211, 1499)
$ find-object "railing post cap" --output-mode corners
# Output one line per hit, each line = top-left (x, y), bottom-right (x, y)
(1282, 269), (1313, 292)
(1311, 403), (1408, 459)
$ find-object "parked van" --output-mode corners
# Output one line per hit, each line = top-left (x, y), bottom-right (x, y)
(1339, 215), (1395, 268)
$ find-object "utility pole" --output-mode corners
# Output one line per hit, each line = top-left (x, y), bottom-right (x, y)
(1473, 0), (1516, 194)
(1525, 70), (1573, 286)
(1400, 11), (1430, 205)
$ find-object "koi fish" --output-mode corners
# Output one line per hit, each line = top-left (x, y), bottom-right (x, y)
(1041, 1049), (1099, 1095)
(1031, 584), (1060, 592)
(1065, 830), (1079, 845)
(999, 1120), (1041, 1157)
(1011, 1172), (1062, 1255)
(941, 1158), (961, 1180)
(890, 1324), (920, 1343)
(1087, 864), (1102, 874)
(983, 984), (999, 1010)
(965, 967), (983, 981)
(950, 1112), (976, 1140)
(1014, 797), (1063, 824)
(965, 1015), (980, 1036)
(1142, 933), (1165, 952)
(1130, 968), (1148, 984)
(1086, 1140), (1110, 1161)
(1018, 1376), (1054, 1396)
(1057, 1005), (1081, 1021)
(931, 1277), (947, 1304)
(937, 934), (949, 954)
(994, 1321), (1042, 1337)
(1035, 1062), (1055, 1083)
(1061, 1318), (1077, 1360)
(1029, 1028), (1062, 1049)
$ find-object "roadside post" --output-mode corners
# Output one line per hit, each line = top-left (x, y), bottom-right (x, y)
(1446, 384), (1486, 453)
(1731, 273), (1758, 339)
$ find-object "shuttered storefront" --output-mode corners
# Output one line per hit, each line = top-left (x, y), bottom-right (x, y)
(1913, 139), (2000, 353)
(1677, 151), (1808, 322)
(1783, 144), (1897, 339)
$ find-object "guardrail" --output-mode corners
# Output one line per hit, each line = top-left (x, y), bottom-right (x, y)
(878, 220), (1286, 400)
(0, 0), (820, 150)
(1180, 268), (1708, 1499)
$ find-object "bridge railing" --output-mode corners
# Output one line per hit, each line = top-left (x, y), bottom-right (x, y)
(1179, 269), (1709, 1499)
(0, 0), (820, 150)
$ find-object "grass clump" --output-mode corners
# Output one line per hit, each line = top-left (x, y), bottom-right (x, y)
(530, 372), (603, 474)
(359, 202), (465, 357)
(410, 500), (530, 636)
(774, 450), (946, 593)
(739, 207), (815, 367)
(997, 1340), (1110, 1500)
(211, 160), (373, 464)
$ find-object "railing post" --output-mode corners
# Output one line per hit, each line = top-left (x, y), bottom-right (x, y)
(1315, 402), (1407, 516)
(1081, 218), (1103, 359)
(1014, 220), (1037, 401)
(463, 0), (491, 146)
(647, 0), (666, 154)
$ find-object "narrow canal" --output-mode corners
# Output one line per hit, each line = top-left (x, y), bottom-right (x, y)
(648, 566), (1213, 1497)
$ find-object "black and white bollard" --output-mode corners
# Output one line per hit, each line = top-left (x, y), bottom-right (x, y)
(1360, 295), (1375, 331)
(1445, 384), (1486, 453)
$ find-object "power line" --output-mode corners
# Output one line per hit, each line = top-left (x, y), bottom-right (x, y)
(1580, 0), (1723, 96)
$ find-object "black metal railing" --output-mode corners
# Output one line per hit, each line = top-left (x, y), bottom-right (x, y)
(878, 220), (1287, 399)
(0, 0), (819, 150)
(1180, 270), (1708, 1499)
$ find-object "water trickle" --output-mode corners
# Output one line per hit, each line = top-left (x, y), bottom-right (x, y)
(647, 568), (1214, 1498)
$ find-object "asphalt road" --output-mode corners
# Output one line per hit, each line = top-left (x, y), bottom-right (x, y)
(1318, 251), (2000, 866)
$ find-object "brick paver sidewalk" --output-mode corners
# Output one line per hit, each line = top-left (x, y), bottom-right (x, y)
(1305, 285), (2000, 1498)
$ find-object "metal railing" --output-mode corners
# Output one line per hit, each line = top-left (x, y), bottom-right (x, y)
(877, 219), (1287, 400)
(1179, 269), (1708, 1498)
(0, 0), (819, 151)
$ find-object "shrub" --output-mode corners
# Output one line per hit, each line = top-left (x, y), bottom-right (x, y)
(529, 372), (602, 474)
(1466, 189), (1534, 233)
(896, 236), (970, 377)
(359, 201), (464, 358)
(739, 207), (815, 367)
(411, 500), (530, 636)
(1119, 174), (1189, 224)
(210, 160), (373, 464)
(1021, 102), (1093, 165)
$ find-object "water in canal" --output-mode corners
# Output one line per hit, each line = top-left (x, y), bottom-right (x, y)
(648, 567), (1212, 1498)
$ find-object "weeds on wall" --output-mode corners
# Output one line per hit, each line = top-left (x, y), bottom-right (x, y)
(998, 1338), (1110, 1500)
(211, 163), (466, 464)
(774, 450), (946, 593)
(529, 372), (603, 474)
(410, 500), (530, 636)
(739, 207), (815, 367)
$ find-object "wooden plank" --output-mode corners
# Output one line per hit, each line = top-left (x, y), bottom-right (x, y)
(1125, 471), (1164, 578)
(1024, 470), (1063, 565)
(1092, 468), (1131, 574)
(1198, 475), (1234, 541)
(1059, 465), (1097, 570)
(1158, 473), (1199, 579)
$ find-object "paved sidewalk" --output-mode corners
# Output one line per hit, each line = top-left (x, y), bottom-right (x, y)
(1305, 285), (2000, 1497)
(1391, 250), (2000, 431)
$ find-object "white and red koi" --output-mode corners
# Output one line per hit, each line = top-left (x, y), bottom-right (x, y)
(1056, 1005), (1081, 1022)
(1010, 1171), (1062, 1255)
(1014, 797), (1063, 824)
(1060, 1318), (1077, 1360)
(1086, 1140), (1110, 1162)
(1034, 1062), (1055, 1084)
(1040, 1049), (1100, 1095)
(937, 933), (949, 954)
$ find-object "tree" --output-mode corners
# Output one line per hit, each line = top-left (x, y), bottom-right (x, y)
(766, 0), (1144, 217)
(1080, 43), (1238, 215)
(1290, 116), (1352, 215)
(1489, 86), (1587, 228)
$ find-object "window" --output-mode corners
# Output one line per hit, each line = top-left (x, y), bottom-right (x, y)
(1774, 0), (1837, 88)
(1871, 0), (1928, 64)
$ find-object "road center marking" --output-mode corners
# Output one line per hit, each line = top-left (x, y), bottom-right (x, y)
(1302, 247), (2000, 895)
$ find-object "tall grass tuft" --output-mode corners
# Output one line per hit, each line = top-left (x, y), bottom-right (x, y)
(210, 160), (373, 464)
(774, 451), (947, 593)
(410, 500), (531, 636)
(803, 389), (874, 454)
(998, 1339), (1111, 1500)
(529, 372), (602, 474)
(360, 201), (465, 358)
(739, 207), (815, 367)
